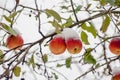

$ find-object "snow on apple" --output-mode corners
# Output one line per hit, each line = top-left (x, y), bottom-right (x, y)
(112, 66), (120, 76)
(62, 28), (79, 40)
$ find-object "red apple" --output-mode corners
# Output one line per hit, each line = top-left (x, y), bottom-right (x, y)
(109, 38), (120, 55)
(6, 34), (24, 50)
(66, 38), (82, 54)
(49, 36), (66, 55)
(112, 74), (120, 80)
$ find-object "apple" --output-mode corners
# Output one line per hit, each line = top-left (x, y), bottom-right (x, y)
(66, 38), (82, 54)
(6, 34), (24, 50)
(62, 28), (82, 54)
(112, 74), (120, 80)
(109, 38), (120, 55)
(49, 35), (66, 55)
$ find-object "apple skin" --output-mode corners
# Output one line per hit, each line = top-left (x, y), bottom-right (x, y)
(49, 37), (66, 55)
(112, 74), (120, 80)
(109, 38), (120, 55)
(66, 38), (82, 54)
(6, 34), (24, 50)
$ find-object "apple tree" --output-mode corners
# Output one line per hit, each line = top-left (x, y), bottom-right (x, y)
(0, 0), (120, 80)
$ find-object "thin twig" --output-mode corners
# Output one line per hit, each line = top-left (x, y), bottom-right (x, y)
(0, 7), (11, 13)
(39, 43), (51, 80)
(102, 40), (112, 74)
(70, 0), (79, 22)
(34, 0), (45, 37)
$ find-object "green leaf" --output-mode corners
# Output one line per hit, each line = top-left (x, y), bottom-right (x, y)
(86, 4), (92, 10)
(29, 54), (35, 68)
(100, 0), (120, 6)
(2, 23), (17, 36)
(89, 23), (97, 38)
(86, 48), (93, 52)
(52, 73), (58, 80)
(81, 31), (89, 45)
(84, 53), (96, 64)
(0, 50), (3, 56)
(9, 9), (23, 18)
(9, 12), (18, 18)
(65, 57), (71, 68)
(84, 48), (96, 64)
(13, 66), (21, 77)
(75, 5), (82, 13)
(3, 15), (12, 23)
(100, 15), (110, 33)
(49, 20), (61, 33)
(0, 50), (4, 63)
(56, 63), (63, 67)
(42, 54), (48, 63)
(60, 6), (69, 10)
(81, 22), (97, 38)
(114, 0), (120, 6)
(95, 63), (100, 68)
(46, 9), (61, 22)
(106, 0), (115, 5)
(100, 0), (107, 6)
(62, 16), (73, 27)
